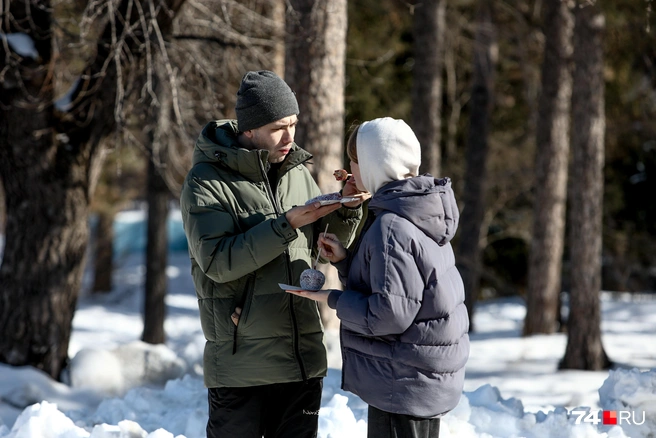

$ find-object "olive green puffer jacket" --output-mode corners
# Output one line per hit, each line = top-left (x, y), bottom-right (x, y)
(180, 120), (362, 388)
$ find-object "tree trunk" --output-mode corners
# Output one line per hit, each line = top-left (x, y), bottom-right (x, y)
(524, 0), (573, 336)
(0, 0), (85, 380)
(285, 0), (347, 192)
(0, 0), (185, 380)
(271, 0), (286, 78)
(142, 155), (169, 344)
(444, 28), (464, 163)
(285, 0), (347, 329)
(457, 0), (496, 330)
(0, 181), (5, 234)
(560, 4), (610, 371)
(411, 0), (446, 177)
(0, 144), (90, 380)
(92, 211), (115, 293)
(142, 64), (173, 345)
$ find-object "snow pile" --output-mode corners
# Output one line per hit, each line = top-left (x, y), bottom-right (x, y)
(82, 375), (206, 438)
(442, 384), (630, 438)
(6, 402), (87, 438)
(67, 341), (187, 397)
(0, 364), (103, 427)
(599, 368), (656, 438)
(318, 394), (367, 438)
(6, 401), (179, 438)
(3, 364), (655, 438)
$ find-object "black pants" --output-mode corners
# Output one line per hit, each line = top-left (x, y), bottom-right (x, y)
(368, 405), (441, 438)
(207, 378), (322, 438)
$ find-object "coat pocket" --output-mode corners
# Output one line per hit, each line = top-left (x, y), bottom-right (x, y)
(232, 274), (255, 354)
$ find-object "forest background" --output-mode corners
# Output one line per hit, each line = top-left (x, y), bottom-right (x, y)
(0, 0), (655, 381)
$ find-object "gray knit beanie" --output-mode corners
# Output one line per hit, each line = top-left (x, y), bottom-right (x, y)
(235, 70), (300, 132)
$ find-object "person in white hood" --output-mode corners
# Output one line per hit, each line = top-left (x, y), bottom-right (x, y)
(287, 117), (469, 438)
(354, 117), (422, 195)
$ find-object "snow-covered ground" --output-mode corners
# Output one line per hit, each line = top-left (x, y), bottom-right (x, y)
(0, 210), (655, 438)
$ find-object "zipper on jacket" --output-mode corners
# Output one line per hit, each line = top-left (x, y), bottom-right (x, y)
(260, 160), (282, 214)
(232, 324), (238, 355)
(287, 252), (308, 381)
(259, 157), (308, 381)
(339, 324), (346, 390)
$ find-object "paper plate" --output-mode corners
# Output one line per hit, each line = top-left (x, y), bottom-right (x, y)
(278, 283), (321, 292)
(317, 196), (359, 206)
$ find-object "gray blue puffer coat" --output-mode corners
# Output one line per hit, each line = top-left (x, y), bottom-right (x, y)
(327, 175), (470, 418)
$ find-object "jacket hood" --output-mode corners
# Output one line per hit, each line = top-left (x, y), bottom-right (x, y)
(192, 120), (312, 181)
(356, 117), (421, 195)
(368, 175), (460, 246)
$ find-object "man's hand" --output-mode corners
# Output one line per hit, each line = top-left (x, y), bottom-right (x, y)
(231, 307), (242, 326)
(285, 202), (341, 229)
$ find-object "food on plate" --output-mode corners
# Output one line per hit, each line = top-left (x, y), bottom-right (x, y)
(299, 268), (326, 291)
(305, 192), (343, 205)
(333, 169), (351, 181)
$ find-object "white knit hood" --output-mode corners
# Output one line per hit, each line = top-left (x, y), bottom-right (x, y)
(356, 117), (421, 195)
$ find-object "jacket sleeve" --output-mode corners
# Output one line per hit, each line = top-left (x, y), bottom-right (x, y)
(333, 217), (423, 336)
(182, 176), (297, 284)
(332, 256), (350, 286)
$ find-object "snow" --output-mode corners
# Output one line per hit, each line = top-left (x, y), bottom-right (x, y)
(0, 33), (39, 59)
(112, 209), (189, 259)
(54, 78), (80, 112)
(0, 209), (655, 438)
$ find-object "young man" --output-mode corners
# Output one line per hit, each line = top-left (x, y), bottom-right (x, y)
(179, 70), (363, 438)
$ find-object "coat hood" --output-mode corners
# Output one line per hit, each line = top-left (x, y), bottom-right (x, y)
(356, 117), (421, 195)
(368, 175), (460, 246)
(192, 120), (312, 181)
